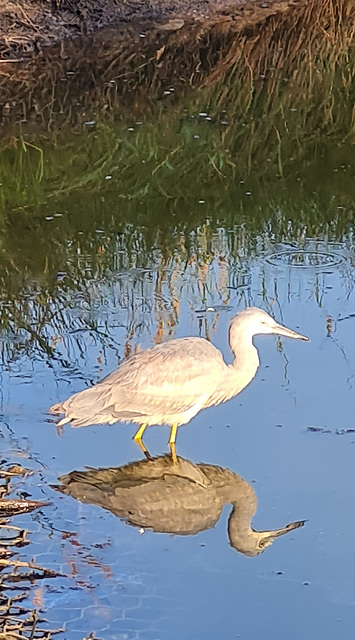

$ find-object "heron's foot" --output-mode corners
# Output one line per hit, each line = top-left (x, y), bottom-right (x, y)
(170, 442), (178, 466)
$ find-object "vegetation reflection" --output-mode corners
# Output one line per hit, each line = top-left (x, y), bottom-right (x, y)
(0, 0), (353, 367)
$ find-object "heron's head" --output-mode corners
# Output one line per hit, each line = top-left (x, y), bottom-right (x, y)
(230, 307), (309, 342)
(231, 520), (306, 557)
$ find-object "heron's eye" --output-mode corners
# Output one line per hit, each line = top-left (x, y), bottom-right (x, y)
(259, 539), (266, 548)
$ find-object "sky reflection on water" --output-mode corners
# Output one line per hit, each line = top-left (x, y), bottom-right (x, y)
(0, 16), (354, 637)
(1, 231), (355, 639)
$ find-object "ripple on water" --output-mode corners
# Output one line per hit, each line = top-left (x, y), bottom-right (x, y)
(264, 249), (345, 269)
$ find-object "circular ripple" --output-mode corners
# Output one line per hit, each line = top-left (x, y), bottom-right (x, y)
(265, 250), (344, 268)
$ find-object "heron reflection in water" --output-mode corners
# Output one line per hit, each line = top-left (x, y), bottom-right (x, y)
(50, 307), (308, 451)
(55, 455), (305, 557)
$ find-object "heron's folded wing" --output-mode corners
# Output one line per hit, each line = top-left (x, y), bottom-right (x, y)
(101, 337), (225, 418)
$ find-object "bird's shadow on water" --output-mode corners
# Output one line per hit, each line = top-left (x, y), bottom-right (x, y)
(52, 453), (305, 558)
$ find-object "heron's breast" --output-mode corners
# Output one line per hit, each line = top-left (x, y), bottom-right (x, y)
(205, 369), (254, 408)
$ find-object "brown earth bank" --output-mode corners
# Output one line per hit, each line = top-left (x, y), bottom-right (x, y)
(1, 0), (306, 59)
(0, 0), (353, 127)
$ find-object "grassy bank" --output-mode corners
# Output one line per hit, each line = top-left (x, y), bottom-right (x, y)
(0, 0), (353, 361)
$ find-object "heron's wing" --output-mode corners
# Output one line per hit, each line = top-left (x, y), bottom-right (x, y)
(99, 337), (226, 419)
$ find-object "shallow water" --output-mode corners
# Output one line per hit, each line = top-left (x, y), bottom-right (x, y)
(0, 18), (355, 639)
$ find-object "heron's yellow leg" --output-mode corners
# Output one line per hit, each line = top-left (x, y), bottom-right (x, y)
(169, 423), (178, 445)
(170, 442), (178, 466)
(133, 423), (147, 442)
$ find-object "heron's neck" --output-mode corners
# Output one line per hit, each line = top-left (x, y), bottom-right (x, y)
(229, 332), (260, 389)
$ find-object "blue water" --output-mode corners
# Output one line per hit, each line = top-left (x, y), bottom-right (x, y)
(0, 20), (354, 639)
(1, 239), (355, 638)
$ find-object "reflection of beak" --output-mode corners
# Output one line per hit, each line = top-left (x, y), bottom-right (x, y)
(273, 323), (309, 341)
(268, 519), (306, 539)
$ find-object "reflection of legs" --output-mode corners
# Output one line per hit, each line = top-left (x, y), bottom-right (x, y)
(170, 442), (178, 465)
(135, 438), (151, 458)
(169, 423), (178, 445)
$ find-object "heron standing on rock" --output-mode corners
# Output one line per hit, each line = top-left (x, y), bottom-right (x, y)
(50, 307), (308, 448)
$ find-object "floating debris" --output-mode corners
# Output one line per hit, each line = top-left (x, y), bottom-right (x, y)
(307, 426), (355, 435)
(0, 464), (61, 638)
(306, 426), (331, 433)
(0, 596), (63, 639)
(0, 498), (51, 518)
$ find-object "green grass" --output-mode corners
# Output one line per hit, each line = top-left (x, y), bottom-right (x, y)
(0, 0), (353, 361)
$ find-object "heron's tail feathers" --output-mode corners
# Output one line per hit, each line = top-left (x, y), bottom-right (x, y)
(50, 402), (64, 415)
(49, 385), (118, 428)
(49, 402), (71, 427)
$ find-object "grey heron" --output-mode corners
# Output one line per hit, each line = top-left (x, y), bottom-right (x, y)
(50, 307), (308, 448)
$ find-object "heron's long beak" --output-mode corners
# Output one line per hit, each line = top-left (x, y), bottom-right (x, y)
(265, 519), (306, 539)
(273, 322), (309, 341)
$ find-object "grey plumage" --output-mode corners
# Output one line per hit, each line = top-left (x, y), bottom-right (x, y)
(55, 455), (305, 557)
(50, 307), (308, 445)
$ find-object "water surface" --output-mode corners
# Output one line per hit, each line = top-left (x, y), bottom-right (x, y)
(0, 12), (354, 639)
